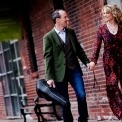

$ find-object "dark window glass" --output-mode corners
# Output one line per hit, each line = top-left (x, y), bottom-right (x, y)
(2, 76), (9, 95)
(13, 61), (18, 77)
(2, 42), (9, 50)
(5, 97), (12, 116)
(11, 96), (20, 116)
(4, 50), (12, 72)
(8, 73), (17, 94)
(0, 54), (5, 73)
(10, 44), (16, 59)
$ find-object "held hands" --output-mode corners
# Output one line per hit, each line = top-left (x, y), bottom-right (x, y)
(87, 62), (95, 70)
(47, 79), (55, 88)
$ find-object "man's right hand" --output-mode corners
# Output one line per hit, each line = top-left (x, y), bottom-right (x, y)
(47, 79), (55, 88)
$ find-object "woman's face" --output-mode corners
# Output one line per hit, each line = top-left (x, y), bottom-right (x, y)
(102, 7), (114, 22)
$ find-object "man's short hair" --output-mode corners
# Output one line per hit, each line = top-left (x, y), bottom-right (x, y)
(52, 9), (64, 24)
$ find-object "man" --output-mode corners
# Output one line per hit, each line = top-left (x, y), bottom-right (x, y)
(43, 9), (90, 122)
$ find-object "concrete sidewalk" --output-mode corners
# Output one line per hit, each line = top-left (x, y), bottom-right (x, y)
(0, 119), (121, 122)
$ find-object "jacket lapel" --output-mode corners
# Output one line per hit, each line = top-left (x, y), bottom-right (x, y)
(50, 28), (76, 53)
(50, 29), (62, 47)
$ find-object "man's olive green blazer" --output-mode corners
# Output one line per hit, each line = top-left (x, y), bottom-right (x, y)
(43, 28), (90, 82)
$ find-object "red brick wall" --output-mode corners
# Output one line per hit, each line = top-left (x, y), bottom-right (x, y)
(29, 0), (53, 79)
(20, 0), (114, 120)
(20, 0), (54, 100)
(0, 82), (6, 119)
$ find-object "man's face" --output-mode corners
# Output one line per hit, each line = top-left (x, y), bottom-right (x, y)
(56, 10), (69, 28)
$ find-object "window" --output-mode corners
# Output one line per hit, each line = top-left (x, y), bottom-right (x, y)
(0, 40), (26, 118)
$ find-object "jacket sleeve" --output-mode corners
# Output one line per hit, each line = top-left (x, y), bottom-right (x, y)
(43, 34), (54, 81)
(72, 30), (90, 66)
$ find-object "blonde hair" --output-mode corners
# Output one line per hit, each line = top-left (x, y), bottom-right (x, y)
(102, 4), (122, 24)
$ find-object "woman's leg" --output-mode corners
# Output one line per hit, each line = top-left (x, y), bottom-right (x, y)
(105, 63), (122, 119)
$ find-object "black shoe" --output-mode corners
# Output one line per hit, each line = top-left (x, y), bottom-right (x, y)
(83, 120), (88, 122)
(78, 119), (88, 122)
(78, 120), (88, 122)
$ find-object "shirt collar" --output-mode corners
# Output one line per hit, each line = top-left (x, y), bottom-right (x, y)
(54, 27), (65, 34)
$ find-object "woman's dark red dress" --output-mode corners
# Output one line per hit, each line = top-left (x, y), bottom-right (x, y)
(91, 24), (122, 119)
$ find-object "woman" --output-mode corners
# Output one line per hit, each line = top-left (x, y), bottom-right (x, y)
(89, 4), (122, 119)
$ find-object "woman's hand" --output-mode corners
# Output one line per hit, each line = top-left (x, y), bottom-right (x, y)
(89, 62), (95, 70)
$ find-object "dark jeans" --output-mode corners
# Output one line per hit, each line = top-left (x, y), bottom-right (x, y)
(55, 68), (88, 122)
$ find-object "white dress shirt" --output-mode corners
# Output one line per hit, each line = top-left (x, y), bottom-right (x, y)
(54, 27), (66, 43)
